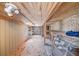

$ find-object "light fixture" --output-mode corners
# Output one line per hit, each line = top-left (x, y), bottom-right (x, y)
(4, 3), (35, 25)
(4, 3), (19, 16)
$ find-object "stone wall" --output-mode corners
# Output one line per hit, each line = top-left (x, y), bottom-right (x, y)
(50, 14), (79, 32)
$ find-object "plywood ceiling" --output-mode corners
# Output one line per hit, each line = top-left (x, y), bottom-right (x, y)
(0, 2), (79, 26)
(47, 2), (79, 25)
(12, 2), (62, 26)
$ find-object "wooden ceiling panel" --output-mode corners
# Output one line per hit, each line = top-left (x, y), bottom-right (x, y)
(12, 2), (61, 26)
(48, 2), (79, 23)
(1, 2), (79, 26)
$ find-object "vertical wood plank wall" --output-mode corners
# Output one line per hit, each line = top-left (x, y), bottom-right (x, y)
(0, 19), (29, 56)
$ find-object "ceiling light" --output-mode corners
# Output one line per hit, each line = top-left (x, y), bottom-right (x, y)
(4, 3), (35, 25)
(4, 3), (19, 16)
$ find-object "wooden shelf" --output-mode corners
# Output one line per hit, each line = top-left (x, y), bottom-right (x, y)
(48, 30), (64, 33)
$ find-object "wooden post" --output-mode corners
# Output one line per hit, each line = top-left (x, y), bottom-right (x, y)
(43, 23), (47, 44)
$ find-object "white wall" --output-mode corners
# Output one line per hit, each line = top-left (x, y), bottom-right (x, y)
(50, 21), (61, 31)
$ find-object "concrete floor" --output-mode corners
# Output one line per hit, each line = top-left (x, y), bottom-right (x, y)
(21, 35), (69, 56)
(21, 35), (46, 56)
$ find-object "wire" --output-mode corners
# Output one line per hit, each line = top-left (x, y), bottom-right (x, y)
(19, 11), (35, 25)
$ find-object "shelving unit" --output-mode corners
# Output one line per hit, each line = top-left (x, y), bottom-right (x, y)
(55, 34), (79, 56)
(49, 31), (79, 56)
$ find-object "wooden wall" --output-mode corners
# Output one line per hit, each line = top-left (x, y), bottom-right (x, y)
(0, 19), (29, 56)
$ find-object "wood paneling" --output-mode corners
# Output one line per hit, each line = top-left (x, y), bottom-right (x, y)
(12, 2), (62, 26)
(47, 2), (79, 23)
(0, 19), (29, 56)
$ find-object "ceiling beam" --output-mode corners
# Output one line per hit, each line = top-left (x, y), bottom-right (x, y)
(42, 2), (63, 25)
(47, 2), (63, 20)
(46, 9), (79, 25)
(47, 3), (79, 25)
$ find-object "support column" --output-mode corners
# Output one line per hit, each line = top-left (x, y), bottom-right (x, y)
(43, 23), (47, 44)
